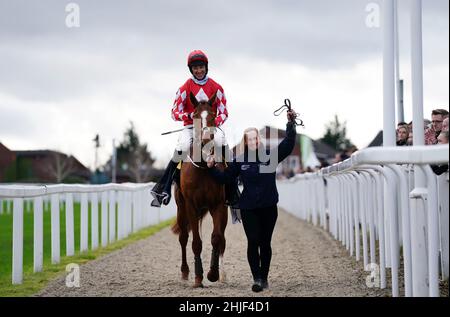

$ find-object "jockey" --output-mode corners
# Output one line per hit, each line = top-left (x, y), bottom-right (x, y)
(150, 50), (239, 207)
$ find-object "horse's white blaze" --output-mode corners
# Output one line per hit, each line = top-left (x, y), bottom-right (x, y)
(201, 111), (208, 129)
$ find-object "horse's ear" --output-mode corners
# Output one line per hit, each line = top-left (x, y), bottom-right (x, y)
(190, 92), (199, 108)
(208, 92), (217, 107)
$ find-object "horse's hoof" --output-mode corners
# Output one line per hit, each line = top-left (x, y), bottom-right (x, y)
(181, 272), (189, 281)
(207, 270), (219, 283)
(193, 276), (203, 288)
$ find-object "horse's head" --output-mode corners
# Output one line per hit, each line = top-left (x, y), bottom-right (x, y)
(190, 92), (217, 147)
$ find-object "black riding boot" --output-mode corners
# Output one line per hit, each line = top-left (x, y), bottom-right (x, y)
(150, 159), (179, 207)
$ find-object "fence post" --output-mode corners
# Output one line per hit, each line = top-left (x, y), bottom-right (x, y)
(80, 193), (88, 253)
(375, 172), (387, 289)
(127, 191), (132, 236)
(343, 175), (351, 252)
(420, 165), (440, 297)
(365, 169), (387, 290)
(91, 192), (99, 250)
(359, 175), (369, 269)
(33, 196), (43, 273)
(350, 173), (361, 262)
(383, 166), (400, 297)
(348, 175), (356, 257)
(366, 173), (377, 266)
(51, 193), (60, 264)
(410, 187), (429, 293)
(116, 191), (122, 240)
(66, 193), (75, 256)
(387, 165), (413, 296)
(12, 198), (24, 284)
(132, 191), (136, 232)
(101, 191), (108, 247)
(109, 190), (116, 243)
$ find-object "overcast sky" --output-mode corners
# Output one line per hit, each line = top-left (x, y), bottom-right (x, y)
(0, 0), (448, 169)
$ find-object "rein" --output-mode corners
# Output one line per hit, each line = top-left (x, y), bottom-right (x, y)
(189, 120), (215, 170)
(187, 154), (206, 169)
(273, 98), (304, 127)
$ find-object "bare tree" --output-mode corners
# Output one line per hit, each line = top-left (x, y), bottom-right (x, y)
(127, 145), (154, 183)
(111, 122), (155, 183)
(44, 153), (75, 183)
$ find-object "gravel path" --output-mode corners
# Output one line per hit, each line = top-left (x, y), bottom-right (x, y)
(37, 208), (390, 297)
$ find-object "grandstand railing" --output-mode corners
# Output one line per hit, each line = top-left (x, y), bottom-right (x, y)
(277, 145), (449, 297)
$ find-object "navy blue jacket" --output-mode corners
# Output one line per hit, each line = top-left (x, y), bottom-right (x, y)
(209, 122), (296, 210)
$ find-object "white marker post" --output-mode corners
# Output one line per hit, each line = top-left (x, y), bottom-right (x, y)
(51, 194), (60, 264)
(33, 196), (43, 273)
(91, 192), (99, 250)
(101, 191), (108, 247)
(12, 198), (24, 284)
(80, 193), (88, 253)
(410, 0), (429, 297)
(66, 193), (75, 256)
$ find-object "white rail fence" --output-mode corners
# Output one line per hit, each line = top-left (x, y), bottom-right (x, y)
(278, 145), (449, 297)
(0, 183), (176, 285)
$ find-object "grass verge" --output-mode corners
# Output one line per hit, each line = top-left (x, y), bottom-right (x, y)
(0, 218), (174, 297)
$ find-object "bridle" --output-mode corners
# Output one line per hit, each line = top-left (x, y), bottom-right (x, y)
(189, 108), (216, 169)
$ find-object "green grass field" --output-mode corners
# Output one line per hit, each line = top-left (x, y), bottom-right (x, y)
(0, 199), (173, 296)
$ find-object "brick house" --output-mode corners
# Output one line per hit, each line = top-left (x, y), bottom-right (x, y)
(0, 143), (91, 183)
(0, 143), (16, 182)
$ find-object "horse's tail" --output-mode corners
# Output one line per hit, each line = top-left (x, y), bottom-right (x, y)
(171, 221), (181, 235)
(172, 214), (206, 236)
(171, 220), (191, 235)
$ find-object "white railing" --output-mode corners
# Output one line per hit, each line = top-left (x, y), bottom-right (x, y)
(277, 145), (449, 297)
(0, 182), (177, 285)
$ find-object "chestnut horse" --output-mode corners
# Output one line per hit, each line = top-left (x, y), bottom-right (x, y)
(172, 92), (228, 288)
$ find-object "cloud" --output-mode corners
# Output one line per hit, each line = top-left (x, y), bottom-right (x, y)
(0, 0), (448, 169)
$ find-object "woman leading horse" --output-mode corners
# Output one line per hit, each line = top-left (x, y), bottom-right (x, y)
(206, 109), (297, 292)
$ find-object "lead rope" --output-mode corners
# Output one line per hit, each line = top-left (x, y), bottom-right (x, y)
(273, 98), (304, 127)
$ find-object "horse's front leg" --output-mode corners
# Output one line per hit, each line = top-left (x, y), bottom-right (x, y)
(190, 215), (204, 288)
(208, 205), (228, 283)
(175, 189), (190, 281)
(179, 228), (189, 280)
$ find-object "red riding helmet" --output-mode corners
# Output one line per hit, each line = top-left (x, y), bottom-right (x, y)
(187, 50), (209, 77)
(187, 50), (209, 68)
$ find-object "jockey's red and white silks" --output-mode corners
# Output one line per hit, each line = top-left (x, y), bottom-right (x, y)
(171, 77), (228, 127)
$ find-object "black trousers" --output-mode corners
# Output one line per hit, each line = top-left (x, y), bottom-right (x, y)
(241, 205), (278, 281)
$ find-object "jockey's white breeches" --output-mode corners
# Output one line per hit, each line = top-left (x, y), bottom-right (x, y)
(175, 126), (227, 153)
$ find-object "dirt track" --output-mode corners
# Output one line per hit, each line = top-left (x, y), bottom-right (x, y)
(37, 208), (390, 297)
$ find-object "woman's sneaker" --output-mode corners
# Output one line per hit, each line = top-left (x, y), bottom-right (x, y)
(251, 279), (263, 293)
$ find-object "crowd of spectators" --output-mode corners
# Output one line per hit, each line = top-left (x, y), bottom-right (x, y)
(395, 108), (449, 175)
(396, 108), (449, 147)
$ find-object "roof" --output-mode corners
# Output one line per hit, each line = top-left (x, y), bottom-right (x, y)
(14, 150), (65, 157)
(312, 139), (338, 159)
(367, 130), (383, 147)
